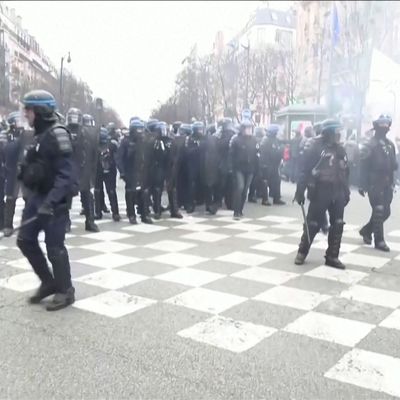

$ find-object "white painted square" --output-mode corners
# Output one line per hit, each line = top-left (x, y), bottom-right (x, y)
(325, 349), (400, 398)
(145, 240), (197, 253)
(155, 268), (223, 287)
(235, 232), (282, 242)
(222, 223), (265, 232)
(255, 286), (330, 310)
(388, 230), (400, 238)
(149, 252), (208, 268)
(271, 223), (304, 231)
(233, 267), (297, 285)
(73, 290), (156, 318)
(217, 251), (274, 266)
(343, 224), (360, 232)
(286, 231), (306, 239)
(178, 315), (276, 353)
(181, 231), (229, 243)
(79, 241), (135, 253)
(284, 311), (374, 347)
(179, 215), (208, 224)
(122, 224), (168, 233)
(251, 241), (298, 255)
(340, 285), (400, 309)
(77, 253), (140, 269)
(311, 241), (360, 253)
(174, 223), (217, 232)
(380, 309), (400, 330)
(6, 258), (32, 271)
(305, 266), (368, 285)
(74, 270), (148, 290)
(215, 216), (252, 223)
(213, 210), (234, 217)
(166, 287), (246, 314)
(340, 253), (390, 269)
(65, 233), (77, 240)
(342, 230), (363, 240)
(0, 245), (7, 251)
(0, 272), (40, 292)
(385, 242), (400, 252)
(258, 215), (297, 223)
(83, 231), (132, 241)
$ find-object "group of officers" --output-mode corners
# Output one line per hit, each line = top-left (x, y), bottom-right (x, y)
(1, 88), (397, 312)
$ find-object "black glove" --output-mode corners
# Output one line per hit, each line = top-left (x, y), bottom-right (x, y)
(37, 203), (54, 225)
(358, 189), (366, 197)
(120, 174), (126, 182)
(295, 190), (305, 205)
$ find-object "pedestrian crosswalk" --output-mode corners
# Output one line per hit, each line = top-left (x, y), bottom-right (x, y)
(1, 195), (400, 398)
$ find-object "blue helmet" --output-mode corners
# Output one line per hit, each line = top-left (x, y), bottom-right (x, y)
(320, 119), (341, 136)
(7, 111), (21, 128)
(373, 114), (392, 129)
(129, 116), (141, 126)
(154, 121), (168, 137)
(179, 123), (192, 136)
(192, 121), (204, 136)
(129, 119), (145, 135)
(146, 118), (159, 133)
(240, 119), (253, 135)
(22, 90), (57, 121)
(266, 124), (280, 136)
(99, 127), (109, 144)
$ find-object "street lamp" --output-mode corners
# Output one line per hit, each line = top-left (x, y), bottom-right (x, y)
(59, 51), (71, 113)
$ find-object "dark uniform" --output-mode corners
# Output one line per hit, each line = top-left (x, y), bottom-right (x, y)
(294, 119), (350, 269)
(0, 129), (7, 230)
(67, 108), (100, 232)
(260, 124), (285, 205)
(229, 120), (258, 220)
(94, 128), (120, 220)
(116, 119), (153, 224)
(289, 130), (302, 183)
(359, 115), (397, 252)
(18, 90), (77, 311)
(176, 123), (192, 209)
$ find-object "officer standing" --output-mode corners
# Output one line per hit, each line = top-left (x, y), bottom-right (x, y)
(294, 119), (350, 269)
(0, 128), (7, 230)
(260, 124), (286, 205)
(229, 120), (258, 220)
(17, 90), (77, 311)
(67, 108), (102, 232)
(176, 123), (191, 209)
(2, 112), (26, 236)
(94, 127), (120, 221)
(117, 119), (153, 224)
(359, 115), (397, 252)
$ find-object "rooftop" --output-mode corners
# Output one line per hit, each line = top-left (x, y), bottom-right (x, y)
(251, 7), (296, 30)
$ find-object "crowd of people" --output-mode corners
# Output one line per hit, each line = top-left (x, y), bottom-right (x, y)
(1, 89), (397, 311)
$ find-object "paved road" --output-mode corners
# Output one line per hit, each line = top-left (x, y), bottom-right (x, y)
(1, 182), (400, 399)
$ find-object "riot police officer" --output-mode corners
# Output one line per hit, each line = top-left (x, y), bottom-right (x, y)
(94, 127), (120, 220)
(294, 119), (350, 269)
(359, 115), (397, 252)
(18, 90), (77, 311)
(260, 124), (285, 205)
(1, 112), (25, 236)
(117, 119), (153, 224)
(229, 119), (258, 220)
(176, 123), (191, 209)
(67, 108), (102, 232)
(185, 121), (205, 213)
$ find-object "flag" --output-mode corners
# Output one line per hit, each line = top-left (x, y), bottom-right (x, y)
(332, 1), (340, 47)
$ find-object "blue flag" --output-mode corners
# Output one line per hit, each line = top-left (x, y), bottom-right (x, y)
(332, 2), (340, 47)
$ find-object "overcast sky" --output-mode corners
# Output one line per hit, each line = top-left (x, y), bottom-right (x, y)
(11, 1), (291, 125)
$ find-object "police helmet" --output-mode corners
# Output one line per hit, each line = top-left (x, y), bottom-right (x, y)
(206, 124), (217, 136)
(254, 126), (265, 138)
(192, 121), (204, 136)
(7, 111), (21, 128)
(240, 119), (253, 135)
(373, 114), (392, 129)
(179, 123), (192, 136)
(99, 127), (109, 144)
(22, 90), (57, 122)
(129, 119), (145, 135)
(67, 108), (83, 126)
(83, 114), (95, 127)
(320, 119), (341, 136)
(172, 121), (182, 135)
(266, 124), (280, 136)
(155, 121), (168, 137)
(106, 122), (116, 131)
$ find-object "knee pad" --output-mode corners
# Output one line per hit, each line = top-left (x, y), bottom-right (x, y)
(17, 238), (41, 255)
(46, 246), (68, 264)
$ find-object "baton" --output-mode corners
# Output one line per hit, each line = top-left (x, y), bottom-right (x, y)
(0, 215), (38, 240)
(300, 203), (311, 244)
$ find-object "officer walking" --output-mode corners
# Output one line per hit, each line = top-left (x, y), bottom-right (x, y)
(229, 119), (258, 220)
(17, 90), (77, 311)
(294, 119), (350, 269)
(176, 123), (191, 209)
(359, 115), (397, 252)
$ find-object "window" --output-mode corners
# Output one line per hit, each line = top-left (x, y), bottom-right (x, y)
(271, 11), (278, 21)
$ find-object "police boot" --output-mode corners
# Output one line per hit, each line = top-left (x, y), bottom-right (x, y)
(3, 198), (16, 237)
(168, 190), (183, 219)
(29, 283), (56, 304)
(261, 199), (271, 206)
(325, 220), (346, 269)
(46, 287), (75, 312)
(84, 200), (100, 233)
(125, 191), (137, 224)
(140, 190), (153, 224)
(108, 190), (121, 222)
(372, 205), (390, 252)
(273, 198), (286, 205)
(295, 221), (319, 265)
(359, 224), (372, 245)
(94, 190), (103, 220)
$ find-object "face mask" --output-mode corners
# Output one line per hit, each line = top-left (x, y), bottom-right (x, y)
(376, 126), (389, 136)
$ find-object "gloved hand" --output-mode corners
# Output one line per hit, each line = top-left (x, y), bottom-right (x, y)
(37, 203), (54, 225)
(295, 190), (305, 205)
(358, 189), (366, 197)
(120, 174), (126, 182)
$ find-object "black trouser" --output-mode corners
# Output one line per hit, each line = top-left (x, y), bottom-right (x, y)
(361, 185), (393, 244)
(80, 189), (96, 222)
(216, 170), (233, 210)
(17, 194), (72, 293)
(151, 168), (165, 216)
(298, 185), (346, 258)
(124, 182), (150, 219)
(186, 161), (201, 211)
(204, 183), (219, 212)
(94, 169), (119, 217)
(233, 171), (253, 215)
(267, 167), (281, 201)
(290, 157), (299, 183)
(249, 171), (268, 202)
